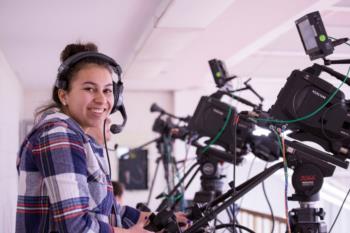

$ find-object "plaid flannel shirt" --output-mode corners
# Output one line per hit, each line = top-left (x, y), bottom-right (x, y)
(16, 111), (140, 233)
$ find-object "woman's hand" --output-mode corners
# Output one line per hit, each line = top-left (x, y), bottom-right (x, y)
(175, 212), (191, 231)
(113, 222), (151, 233)
(133, 211), (191, 232)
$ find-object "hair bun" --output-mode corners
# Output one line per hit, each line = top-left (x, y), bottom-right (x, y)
(60, 42), (98, 62)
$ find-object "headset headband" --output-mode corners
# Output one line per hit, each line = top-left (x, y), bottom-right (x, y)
(57, 51), (122, 81)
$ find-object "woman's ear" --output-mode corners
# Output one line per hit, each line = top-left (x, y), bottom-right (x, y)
(58, 89), (67, 106)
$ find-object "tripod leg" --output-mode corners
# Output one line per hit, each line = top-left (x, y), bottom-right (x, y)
(146, 159), (161, 206)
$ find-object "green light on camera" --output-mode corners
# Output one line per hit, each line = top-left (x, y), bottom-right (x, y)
(215, 72), (222, 78)
(319, 34), (326, 42)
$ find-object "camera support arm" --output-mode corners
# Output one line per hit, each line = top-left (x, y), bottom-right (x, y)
(211, 90), (259, 109)
(323, 58), (350, 66)
(231, 78), (264, 108)
(119, 137), (161, 159)
(323, 37), (350, 66)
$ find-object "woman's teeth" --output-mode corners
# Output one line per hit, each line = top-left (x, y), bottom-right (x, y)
(91, 108), (104, 113)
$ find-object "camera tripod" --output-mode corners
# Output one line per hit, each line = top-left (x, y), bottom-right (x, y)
(288, 197), (327, 233)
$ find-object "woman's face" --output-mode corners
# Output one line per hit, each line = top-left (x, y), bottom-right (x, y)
(60, 64), (114, 131)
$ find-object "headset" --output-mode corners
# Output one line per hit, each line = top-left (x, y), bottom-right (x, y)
(56, 51), (127, 134)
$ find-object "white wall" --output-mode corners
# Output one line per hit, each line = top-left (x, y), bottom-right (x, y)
(0, 49), (22, 233)
(22, 89), (51, 120)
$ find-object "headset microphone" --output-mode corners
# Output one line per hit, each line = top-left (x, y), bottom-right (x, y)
(110, 124), (121, 134)
(110, 105), (127, 134)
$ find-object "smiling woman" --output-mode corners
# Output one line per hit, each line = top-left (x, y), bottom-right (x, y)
(15, 42), (153, 233)
(58, 63), (114, 131)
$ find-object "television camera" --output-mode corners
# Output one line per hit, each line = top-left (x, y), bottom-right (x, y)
(188, 58), (280, 163)
(144, 60), (283, 232)
(144, 11), (350, 233)
(185, 11), (350, 233)
(267, 11), (350, 162)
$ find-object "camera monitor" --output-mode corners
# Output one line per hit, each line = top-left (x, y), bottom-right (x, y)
(295, 11), (334, 60)
(209, 59), (230, 88)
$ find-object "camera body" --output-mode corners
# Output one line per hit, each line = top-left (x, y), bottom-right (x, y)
(269, 66), (350, 159)
(152, 117), (176, 136)
(188, 94), (251, 156)
(188, 93), (280, 162)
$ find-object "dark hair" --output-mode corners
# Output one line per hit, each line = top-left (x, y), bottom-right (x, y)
(112, 181), (124, 197)
(35, 42), (112, 119)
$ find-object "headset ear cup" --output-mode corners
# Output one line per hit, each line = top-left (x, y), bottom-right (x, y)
(110, 80), (126, 133)
(111, 82), (118, 114)
(111, 81), (123, 114)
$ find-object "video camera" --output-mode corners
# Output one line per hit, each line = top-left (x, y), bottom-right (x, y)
(188, 59), (280, 163)
(151, 103), (190, 140)
(145, 11), (350, 233)
(267, 11), (350, 162)
(183, 12), (350, 233)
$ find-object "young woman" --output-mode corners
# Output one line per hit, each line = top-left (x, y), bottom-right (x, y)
(16, 42), (165, 233)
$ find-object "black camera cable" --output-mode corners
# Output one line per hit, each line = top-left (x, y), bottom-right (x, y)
(262, 162), (275, 233)
(238, 157), (256, 208)
(103, 118), (112, 178)
(328, 187), (350, 233)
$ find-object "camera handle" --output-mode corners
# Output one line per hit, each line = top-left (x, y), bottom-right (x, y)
(309, 63), (350, 86)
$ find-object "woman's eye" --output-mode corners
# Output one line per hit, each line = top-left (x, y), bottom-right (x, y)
(84, 87), (94, 92)
(104, 89), (113, 94)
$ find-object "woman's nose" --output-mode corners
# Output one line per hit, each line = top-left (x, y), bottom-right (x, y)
(94, 90), (107, 103)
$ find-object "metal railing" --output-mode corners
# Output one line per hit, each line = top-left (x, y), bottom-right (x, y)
(237, 208), (286, 233)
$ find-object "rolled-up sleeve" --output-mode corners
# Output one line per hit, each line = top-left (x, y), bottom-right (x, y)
(113, 199), (140, 228)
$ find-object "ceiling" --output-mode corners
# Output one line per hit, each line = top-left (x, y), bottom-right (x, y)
(1, 0), (350, 187)
(1, 0), (350, 92)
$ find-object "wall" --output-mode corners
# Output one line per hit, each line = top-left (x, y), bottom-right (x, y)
(0, 49), (22, 233)
(22, 89), (51, 120)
